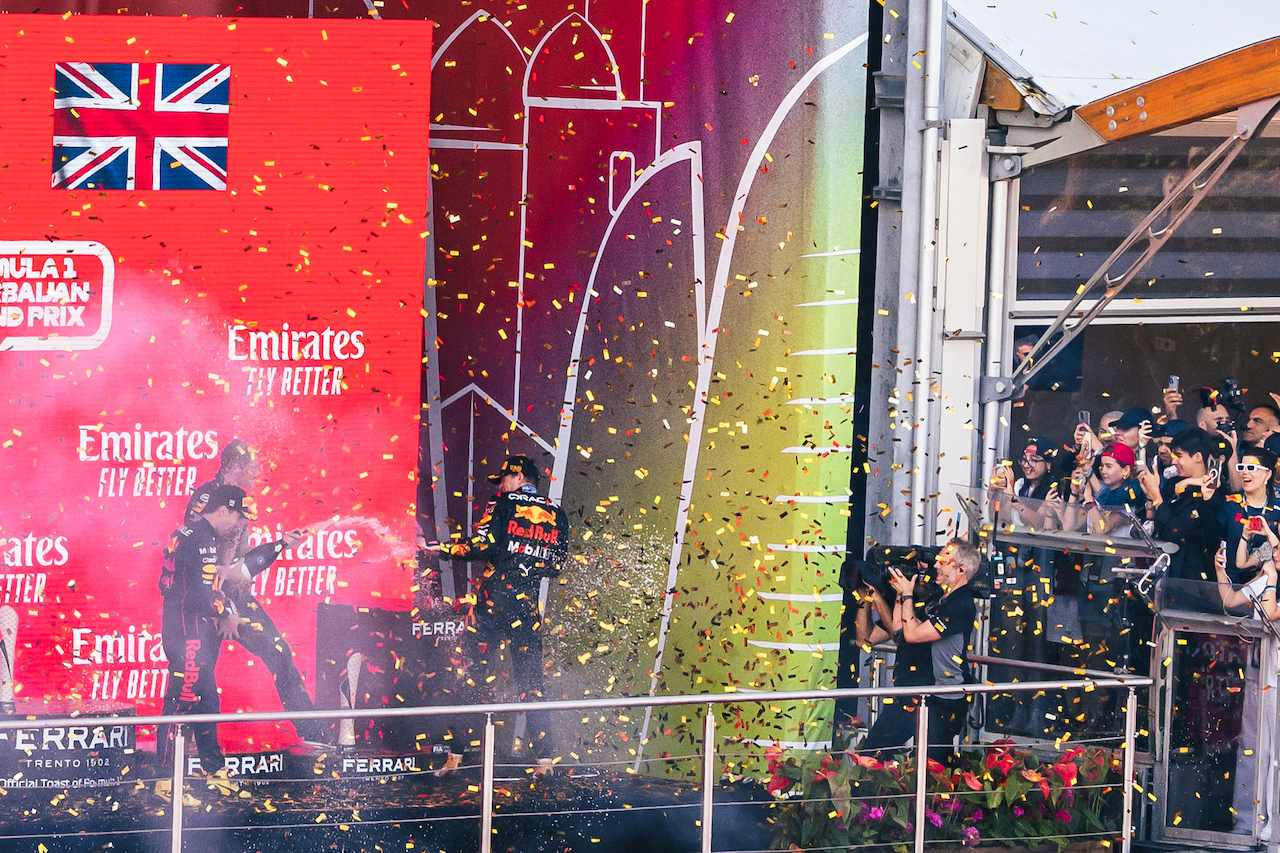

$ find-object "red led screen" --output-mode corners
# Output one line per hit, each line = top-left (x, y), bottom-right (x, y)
(0, 15), (431, 753)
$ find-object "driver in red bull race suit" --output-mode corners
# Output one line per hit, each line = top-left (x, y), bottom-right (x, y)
(423, 455), (569, 775)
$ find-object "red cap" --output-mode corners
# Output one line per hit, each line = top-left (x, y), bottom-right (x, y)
(1101, 443), (1136, 468)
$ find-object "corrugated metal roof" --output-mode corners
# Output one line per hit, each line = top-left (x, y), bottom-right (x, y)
(947, 0), (1280, 107)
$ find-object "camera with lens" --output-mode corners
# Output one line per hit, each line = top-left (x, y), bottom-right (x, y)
(854, 545), (943, 606)
(1200, 376), (1247, 418)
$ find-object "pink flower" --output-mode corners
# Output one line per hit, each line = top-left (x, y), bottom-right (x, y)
(928, 810), (943, 828)
(1056, 809), (1072, 823)
(961, 826), (981, 848)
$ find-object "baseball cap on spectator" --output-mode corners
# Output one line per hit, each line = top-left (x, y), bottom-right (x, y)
(1101, 443), (1136, 468)
(1114, 407), (1153, 432)
(1263, 433), (1280, 456)
(1020, 436), (1056, 462)
(1163, 420), (1190, 438)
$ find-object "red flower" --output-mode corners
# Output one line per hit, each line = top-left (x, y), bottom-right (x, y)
(1052, 762), (1078, 788)
(986, 749), (1016, 775)
(766, 773), (794, 794)
(766, 743), (785, 775)
(813, 755), (838, 784)
(962, 771), (983, 791)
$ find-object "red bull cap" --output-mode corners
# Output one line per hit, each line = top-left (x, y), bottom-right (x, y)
(488, 455), (541, 485)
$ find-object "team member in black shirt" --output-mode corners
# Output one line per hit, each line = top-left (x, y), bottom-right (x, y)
(159, 484), (290, 768)
(424, 455), (569, 774)
(854, 539), (979, 761)
(185, 440), (320, 746)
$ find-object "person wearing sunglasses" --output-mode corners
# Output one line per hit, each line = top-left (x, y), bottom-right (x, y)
(1223, 447), (1280, 584)
(990, 437), (1063, 530)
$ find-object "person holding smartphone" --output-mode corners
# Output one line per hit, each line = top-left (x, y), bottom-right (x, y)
(1221, 447), (1280, 583)
(990, 436), (1063, 529)
(1144, 428), (1228, 582)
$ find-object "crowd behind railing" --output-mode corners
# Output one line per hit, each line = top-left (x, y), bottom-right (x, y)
(957, 368), (1280, 837)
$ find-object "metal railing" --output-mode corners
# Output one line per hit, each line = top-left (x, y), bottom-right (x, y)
(0, 664), (1150, 853)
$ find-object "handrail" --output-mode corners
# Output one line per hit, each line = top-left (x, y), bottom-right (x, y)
(0, 675), (1150, 732)
(970, 653), (1148, 680)
(0, 673), (1150, 853)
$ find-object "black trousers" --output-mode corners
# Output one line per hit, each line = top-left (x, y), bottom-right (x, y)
(861, 694), (968, 763)
(229, 591), (323, 742)
(160, 600), (222, 766)
(451, 576), (554, 758)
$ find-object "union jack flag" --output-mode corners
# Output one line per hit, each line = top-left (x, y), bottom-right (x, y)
(53, 62), (231, 191)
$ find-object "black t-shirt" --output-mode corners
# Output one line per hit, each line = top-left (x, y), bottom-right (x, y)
(892, 589), (977, 691)
(1155, 480), (1228, 582)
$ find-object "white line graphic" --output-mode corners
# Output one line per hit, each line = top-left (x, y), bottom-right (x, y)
(635, 33), (869, 768)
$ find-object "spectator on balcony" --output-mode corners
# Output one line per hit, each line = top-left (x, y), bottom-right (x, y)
(1064, 443), (1147, 535)
(1223, 447), (1280, 583)
(1241, 402), (1280, 452)
(1141, 427), (1227, 582)
(990, 436), (1063, 529)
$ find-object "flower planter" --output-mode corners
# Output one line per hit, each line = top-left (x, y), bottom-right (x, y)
(767, 741), (1123, 853)
(934, 842), (1110, 853)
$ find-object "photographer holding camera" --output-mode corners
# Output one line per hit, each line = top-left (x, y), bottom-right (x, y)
(854, 539), (979, 761)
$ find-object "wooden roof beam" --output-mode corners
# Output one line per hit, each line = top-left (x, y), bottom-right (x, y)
(1077, 35), (1280, 142)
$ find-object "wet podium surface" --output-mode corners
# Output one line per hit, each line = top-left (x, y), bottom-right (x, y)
(0, 746), (774, 853)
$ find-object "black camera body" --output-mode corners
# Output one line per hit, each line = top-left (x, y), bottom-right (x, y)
(855, 545), (944, 606)
(1200, 377), (1247, 418)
